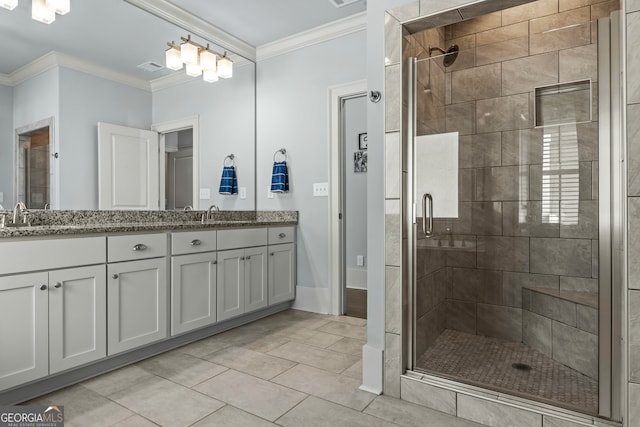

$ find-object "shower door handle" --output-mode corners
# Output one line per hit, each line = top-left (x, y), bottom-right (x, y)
(422, 193), (433, 238)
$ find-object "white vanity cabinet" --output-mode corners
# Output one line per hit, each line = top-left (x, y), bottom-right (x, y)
(217, 229), (268, 321)
(170, 230), (218, 336)
(0, 237), (106, 391)
(107, 233), (167, 355)
(268, 227), (296, 305)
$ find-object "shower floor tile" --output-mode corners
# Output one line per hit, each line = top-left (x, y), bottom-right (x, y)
(415, 329), (598, 414)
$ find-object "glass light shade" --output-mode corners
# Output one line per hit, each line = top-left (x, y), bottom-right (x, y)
(45, 0), (69, 14)
(165, 46), (183, 70)
(0, 0), (18, 11)
(185, 61), (202, 77)
(32, 0), (55, 23)
(203, 69), (218, 83)
(180, 41), (198, 64)
(217, 56), (233, 79)
(200, 50), (217, 72)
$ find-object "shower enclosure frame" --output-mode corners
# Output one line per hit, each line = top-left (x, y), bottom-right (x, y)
(403, 13), (625, 422)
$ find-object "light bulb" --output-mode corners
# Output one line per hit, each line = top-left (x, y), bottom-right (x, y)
(217, 55), (233, 79)
(180, 41), (198, 64)
(0, 0), (18, 11)
(203, 69), (218, 83)
(186, 61), (202, 77)
(32, 0), (55, 24)
(45, 0), (69, 14)
(200, 49), (216, 72)
(165, 45), (183, 71)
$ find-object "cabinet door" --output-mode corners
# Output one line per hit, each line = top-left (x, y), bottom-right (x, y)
(107, 258), (167, 355)
(216, 249), (244, 321)
(269, 243), (296, 305)
(171, 253), (217, 336)
(245, 246), (268, 313)
(0, 273), (48, 391)
(49, 265), (107, 374)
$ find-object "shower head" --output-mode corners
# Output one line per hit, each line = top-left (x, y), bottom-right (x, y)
(428, 44), (459, 67)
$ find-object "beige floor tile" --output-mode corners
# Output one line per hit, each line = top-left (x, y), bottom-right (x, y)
(137, 349), (228, 388)
(326, 315), (367, 326)
(110, 376), (224, 427)
(273, 326), (343, 348)
(109, 414), (159, 426)
(317, 321), (367, 340)
(267, 341), (360, 374)
(328, 337), (366, 355)
(194, 369), (307, 422)
(240, 334), (290, 353)
(275, 396), (398, 427)
(214, 327), (264, 346)
(81, 365), (156, 396)
(364, 395), (484, 427)
(175, 337), (231, 359)
(191, 405), (277, 426)
(26, 384), (134, 427)
(206, 346), (296, 380)
(342, 360), (363, 381)
(272, 364), (375, 411)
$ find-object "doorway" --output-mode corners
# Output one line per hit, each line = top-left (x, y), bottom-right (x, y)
(15, 117), (54, 209)
(164, 128), (193, 210)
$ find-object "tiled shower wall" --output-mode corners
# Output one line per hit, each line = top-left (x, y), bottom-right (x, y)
(407, 0), (620, 354)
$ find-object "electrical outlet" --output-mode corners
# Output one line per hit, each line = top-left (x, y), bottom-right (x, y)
(199, 188), (210, 199)
(357, 255), (365, 267)
(313, 182), (329, 197)
(239, 187), (247, 199)
(267, 187), (274, 199)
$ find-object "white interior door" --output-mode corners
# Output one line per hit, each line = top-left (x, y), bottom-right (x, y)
(98, 122), (159, 210)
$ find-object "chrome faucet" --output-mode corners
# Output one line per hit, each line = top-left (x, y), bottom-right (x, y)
(207, 205), (219, 219)
(12, 202), (29, 226)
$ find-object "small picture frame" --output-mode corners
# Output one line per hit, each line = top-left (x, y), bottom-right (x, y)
(354, 151), (367, 173)
(358, 133), (368, 150)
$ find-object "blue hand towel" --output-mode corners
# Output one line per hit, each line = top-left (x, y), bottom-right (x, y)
(271, 161), (289, 193)
(219, 165), (238, 195)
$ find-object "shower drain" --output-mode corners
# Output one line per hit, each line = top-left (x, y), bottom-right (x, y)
(511, 363), (532, 371)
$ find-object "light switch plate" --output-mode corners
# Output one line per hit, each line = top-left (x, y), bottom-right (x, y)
(267, 187), (274, 199)
(199, 188), (210, 199)
(313, 182), (329, 197)
(239, 187), (247, 199)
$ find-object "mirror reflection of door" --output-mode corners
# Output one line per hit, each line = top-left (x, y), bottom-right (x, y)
(17, 125), (50, 209)
(164, 129), (193, 210)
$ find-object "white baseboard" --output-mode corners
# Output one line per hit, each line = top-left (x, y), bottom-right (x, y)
(292, 285), (331, 314)
(361, 343), (384, 394)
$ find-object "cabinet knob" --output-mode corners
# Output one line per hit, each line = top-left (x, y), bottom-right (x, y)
(54, 282), (62, 288)
(278, 233), (286, 238)
(240, 256), (245, 261)
(112, 274), (119, 279)
(246, 255), (251, 260)
(190, 239), (202, 246)
(40, 284), (47, 291)
(132, 243), (147, 251)
(270, 253), (274, 256)
(213, 260), (217, 265)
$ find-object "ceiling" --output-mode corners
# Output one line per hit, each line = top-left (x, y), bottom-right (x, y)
(0, 0), (366, 82)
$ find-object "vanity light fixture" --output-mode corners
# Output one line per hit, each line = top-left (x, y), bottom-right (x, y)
(165, 35), (232, 83)
(1, 0), (69, 21)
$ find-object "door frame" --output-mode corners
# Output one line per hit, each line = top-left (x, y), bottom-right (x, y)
(152, 115), (200, 210)
(328, 80), (367, 315)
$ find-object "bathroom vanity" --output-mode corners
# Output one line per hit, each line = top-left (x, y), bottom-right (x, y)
(0, 210), (297, 404)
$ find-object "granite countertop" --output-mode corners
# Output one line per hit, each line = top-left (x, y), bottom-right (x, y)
(0, 210), (298, 239)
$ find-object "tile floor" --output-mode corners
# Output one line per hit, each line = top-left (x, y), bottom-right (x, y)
(416, 329), (598, 415)
(26, 309), (483, 427)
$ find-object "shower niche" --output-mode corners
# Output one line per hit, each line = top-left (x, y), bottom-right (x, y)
(405, 0), (620, 417)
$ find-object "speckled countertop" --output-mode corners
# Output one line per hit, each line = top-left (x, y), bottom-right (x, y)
(0, 210), (298, 238)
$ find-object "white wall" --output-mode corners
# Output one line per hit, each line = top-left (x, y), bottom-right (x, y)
(256, 31), (366, 295)
(153, 63), (256, 211)
(0, 85), (13, 207)
(59, 67), (152, 209)
(344, 95), (368, 289)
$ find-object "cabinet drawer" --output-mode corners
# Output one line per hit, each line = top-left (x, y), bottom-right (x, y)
(217, 228), (267, 250)
(268, 226), (295, 245)
(0, 236), (105, 276)
(108, 233), (167, 262)
(171, 230), (217, 255)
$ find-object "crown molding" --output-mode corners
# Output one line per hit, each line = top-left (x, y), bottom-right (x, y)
(256, 11), (366, 62)
(0, 73), (13, 87)
(6, 51), (152, 91)
(149, 70), (193, 92)
(125, 0), (256, 62)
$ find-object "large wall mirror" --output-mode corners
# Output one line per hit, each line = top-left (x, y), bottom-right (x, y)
(0, 0), (256, 211)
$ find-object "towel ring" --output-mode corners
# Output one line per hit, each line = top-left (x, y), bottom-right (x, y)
(224, 154), (235, 167)
(273, 148), (287, 162)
